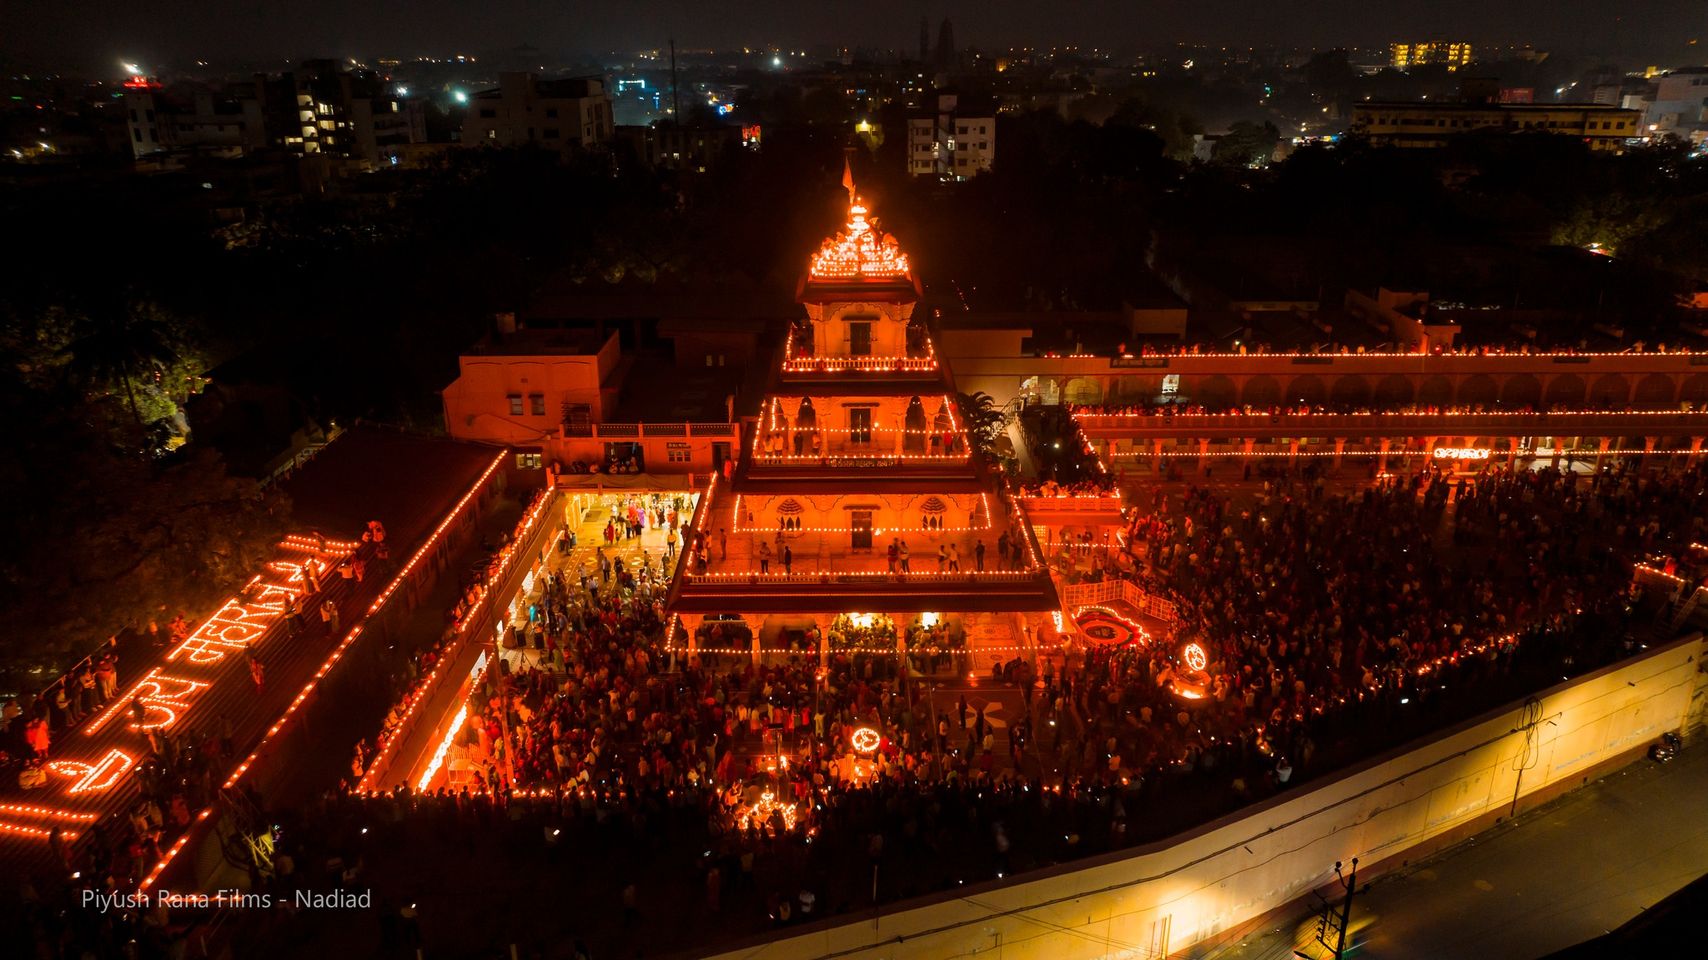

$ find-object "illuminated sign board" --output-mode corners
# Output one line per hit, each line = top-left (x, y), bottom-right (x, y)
(1433, 447), (1491, 460)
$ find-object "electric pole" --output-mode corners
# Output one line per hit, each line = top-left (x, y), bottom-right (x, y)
(1296, 857), (1357, 960)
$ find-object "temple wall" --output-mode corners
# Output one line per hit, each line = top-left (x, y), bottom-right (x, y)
(706, 632), (1707, 960)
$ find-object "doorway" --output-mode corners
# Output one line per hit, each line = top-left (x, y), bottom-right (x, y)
(849, 321), (872, 356)
(851, 510), (874, 551)
(849, 408), (873, 445)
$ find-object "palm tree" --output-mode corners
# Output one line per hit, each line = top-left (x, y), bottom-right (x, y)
(64, 296), (181, 430)
(957, 391), (1009, 462)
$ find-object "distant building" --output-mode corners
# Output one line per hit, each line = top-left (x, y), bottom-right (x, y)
(284, 59), (426, 165)
(933, 18), (958, 71)
(614, 123), (743, 172)
(907, 92), (995, 179)
(123, 78), (268, 159)
(1349, 101), (1639, 151)
(461, 74), (613, 152)
(1390, 42), (1474, 72)
(1629, 67), (1708, 139)
(121, 62), (425, 167)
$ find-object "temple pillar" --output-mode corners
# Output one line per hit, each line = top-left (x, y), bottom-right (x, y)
(1596, 436), (1612, 471)
(1197, 437), (1209, 471)
(1242, 437), (1255, 467)
(1377, 437), (1391, 474)
(1287, 439), (1300, 467)
(1332, 437), (1345, 472)
(1507, 438), (1520, 470)
(1153, 438), (1165, 474)
(679, 613), (704, 659)
(1643, 435), (1657, 468)
(810, 613), (830, 669)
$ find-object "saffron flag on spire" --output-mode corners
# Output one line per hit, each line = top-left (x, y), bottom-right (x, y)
(841, 157), (856, 201)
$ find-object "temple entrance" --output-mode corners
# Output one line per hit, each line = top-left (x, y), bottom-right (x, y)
(849, 408), (872, 445)
(851, 510), (874, 550)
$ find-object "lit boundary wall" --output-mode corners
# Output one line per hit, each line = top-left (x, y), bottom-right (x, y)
(707, 632), (1707, 960)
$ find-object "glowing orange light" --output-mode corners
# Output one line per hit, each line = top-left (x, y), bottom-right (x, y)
(850, 726), (882, 754)
(1433, 447), (1491, 460)
(0, 820), (80, 840)
(84, 668), (211, 735)
(1183, 643), (1208, 672)
(808, 200), (910, 281)
(47, 749), (135, 795)
(0, 802), (98, 821)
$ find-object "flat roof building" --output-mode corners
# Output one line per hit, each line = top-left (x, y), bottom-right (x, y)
(1350, 101), (1640, 151)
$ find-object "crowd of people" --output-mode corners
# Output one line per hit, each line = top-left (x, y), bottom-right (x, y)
(1018, 476), (1118, 497)
(1069, 399), (1708, 417)
(1067, 462), (1706, 794)
(12, 457), (1701, 956)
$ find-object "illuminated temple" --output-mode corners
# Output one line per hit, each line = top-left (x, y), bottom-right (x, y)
(666, 197), (1061, 668)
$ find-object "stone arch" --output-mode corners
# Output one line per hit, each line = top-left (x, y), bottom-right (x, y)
(1456, 374), (1498, 408)
(1588, 373), (1630, 407)
(1543, 373), (1586, 407)
(1373, 374), (1414, 407)
(1681, 373), (1708, 405)
(1634, 373), (1675, 408)
(1499, 374), (1543, 410)
(1194, 374), (1237, 410)
(1417, 375), (1453, 408)
(1329, 374), (1371, 408)
(1063, 377), (1103, 406)
(1287, 375), (1327, 406)
(1242, 375), (1282, 408)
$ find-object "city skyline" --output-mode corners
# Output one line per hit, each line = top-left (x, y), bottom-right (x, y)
(6, 0), (1705, 72)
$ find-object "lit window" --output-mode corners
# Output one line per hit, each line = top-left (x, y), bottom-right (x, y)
(516, 453), (542, 469)
(508, 394), (524, 416)
(667, 448), (692, 463)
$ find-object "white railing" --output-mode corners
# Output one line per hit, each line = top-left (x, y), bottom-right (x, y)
(1060, 578), (1178, 623)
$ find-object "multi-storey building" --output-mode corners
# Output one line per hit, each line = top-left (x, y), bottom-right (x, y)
(907, 92), (995, 179)
(614, 122), (745, 172)
(440, 319), (742, 482)
(122, 76), (269, 159)
(1390, 41), (1474, 71)
(1349, 101), (1640, 150)
(1627, 66), (1708, 139)
(665, 196), (1059, 669)
(121, 62), (425, 166)
(285, 59), (426, 165)
(461, 74), (614, 152)
(940, 323), (1708, 474)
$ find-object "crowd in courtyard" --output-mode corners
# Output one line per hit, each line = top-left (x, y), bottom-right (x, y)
(9, 460), (1703, 957)
(226, 461), (1690, 952)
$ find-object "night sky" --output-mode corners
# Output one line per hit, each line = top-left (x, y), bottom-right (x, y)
(5, 0), (1704, 70)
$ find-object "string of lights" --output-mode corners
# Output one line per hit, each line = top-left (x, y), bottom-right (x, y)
(139, 452), (507, 894)
(355, 486), (556, 793)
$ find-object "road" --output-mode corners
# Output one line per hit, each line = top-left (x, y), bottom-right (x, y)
(1194, 742), (1708, 960)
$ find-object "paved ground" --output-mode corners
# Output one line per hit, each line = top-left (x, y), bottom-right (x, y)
(1194, 743), (1708, 960)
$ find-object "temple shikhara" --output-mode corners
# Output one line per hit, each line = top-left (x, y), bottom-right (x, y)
(666, 191), (1062, 670)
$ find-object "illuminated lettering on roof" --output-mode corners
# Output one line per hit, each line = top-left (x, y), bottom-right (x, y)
(47, 749), (136, 795)
(84, 668), (212, 735)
